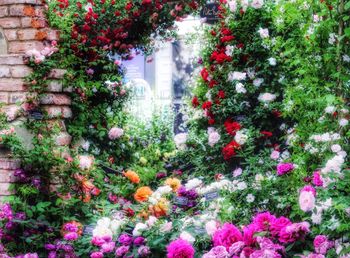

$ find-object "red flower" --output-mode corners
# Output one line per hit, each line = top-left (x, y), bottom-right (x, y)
(125, 2), (133, 10)
(221, 28), (232, 36)
(202, 101), (212, 110)
(218, 90), (225, 99)
(222, 140), (240, 160)
(192, 96), (200, 108)
(209, 80), (218, 88)
(221, 35), (235, 43)
(208, 118), (215, 125)
(142, 0), (152, 4)
(260, 131), (273, 137)
(201, 68), (210, 81)
(272, 110), (282, 118)
(224, 120), (241, 136)
(211, 30), (217, 36)
(210, 51), (232, 64)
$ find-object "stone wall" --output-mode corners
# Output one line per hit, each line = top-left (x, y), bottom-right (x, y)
(0, 0), (71, 201)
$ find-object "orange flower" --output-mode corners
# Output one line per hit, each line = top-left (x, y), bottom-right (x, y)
(134, 186), (153, 202)
(149, 198), (169, 218)
(165, 177), (181, 192)
(124, 170), (140, 184)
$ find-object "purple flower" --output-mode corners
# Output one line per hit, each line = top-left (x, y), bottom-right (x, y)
(0, 203), (13, 220)
(64, 232), (79, 241)
(90, 252), (103, 258)
(118, 233), (133, 246)
(101, 241), (115, 253)
(86, 68), (94, 75)
(115, 246), (129, 257)
(63, 223), (78, 232)
(48, 252), (57, 258)
(156, 172), (167, 179)
(14, 212), (26, 220)
(45, 244), (57, 251)
(14, 168), (27, 182)
(31, 178), (41, 189)
(133, 236), (145, 246)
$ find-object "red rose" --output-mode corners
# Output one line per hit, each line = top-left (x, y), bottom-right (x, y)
(221, 28), (232, 36)
(222, 140), (240, 160)
(224, 120), (241, 136)
(201, 68), (210, 81)
(221, 35), (235, 43)
(202, 101), (212, 110)
(192, 96), (200, 107)
(125, 2), (133, 10)
(209, 80), (218, 88)
(142, 0), (152, 5)
(218, 90), (225, 99)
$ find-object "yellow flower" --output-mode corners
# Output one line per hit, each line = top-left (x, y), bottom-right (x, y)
(165, 177), (181, 192)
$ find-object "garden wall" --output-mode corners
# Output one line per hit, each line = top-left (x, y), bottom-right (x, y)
(0, 0), (70, 200)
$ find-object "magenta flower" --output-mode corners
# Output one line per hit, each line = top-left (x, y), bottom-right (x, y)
(166, 239), (195, 258)
(63, 232), (79, 241)
(252, 212), (276, 231)
(213, 223), (243, 250)
(276, 163), (294, 176)
(90, 251), (103, 258)
(312, 171), (324, 187)
(115, 246), (129, 257)
(270, 216), (292, 237)
(314, 235), (332, 254)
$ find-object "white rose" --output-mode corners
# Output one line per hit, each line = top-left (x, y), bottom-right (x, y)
(180, 231), (195, 243)
(132, 223), (148, 236)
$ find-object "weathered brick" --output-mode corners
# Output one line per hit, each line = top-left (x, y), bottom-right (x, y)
(44, 106), (72, 119)
(40, 94), (71, 105)
(0, 55), (25, 65)
(17, 28), (36, 40)
(9, 92), (26, 103)
(0, 78), (25, 91)
(0, 170), (16, 183)
(0, 158), (20, 170)
(1, 104), (21, 121)
(0, 65), (11, 77)
(0, 7), (8, 18)
(0, 0), (42, 5)
(9, 4), (28, 16)
(46, 29), (59, 41)
(10, 65), (32, 77)
(49, 69), (66, 79)
(47, 80), (63, 92)
(0, 93), (9, 104)
(0, 183), (14, 196)
(3, 29), (17, 41)
(0, 17), (21, 28)
(21, 17), (47, 28)
(8, 40), (44, 53)
(62, 106), (72, 118)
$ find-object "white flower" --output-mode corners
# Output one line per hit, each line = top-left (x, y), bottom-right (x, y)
(160, 221), (173, 232)
(311, 212), (322, 224)
(258, 93), (276, 103)
(180, 231), (195, 243)
(237, 181), (247, 190)
(235, 83), (247, 94)
(93, 226), (113, 238)
(246, 194), (255, 203)
(232, 168), (242, 177)
(258, 28), (269, 38)
(234, 131), (248, 145)
(208, 130), (221, 147)
(110, 219), (124, 233)
(253, 78), (264, 87)
(324, 106), (336, 114)
(228, 71), (247, 81)
(225, 45), (235, 56)
(78, 155), (94, 170)
(255, 174), (264, 183)
(251, 0), (264, 9)
(343, 55), (350, 63)
(205, 220), (218, 236)
(328, 33), (337, 45)
(185, 178), (202, 190)
(156, 185), (172, 195)
(132, 223), (148, 236)
(313, 14), (320, 22)
(81, 140), (90, 151)
(331, 144), (342, 153)
(339, 119), (348, 127)
(97, 217), (111, 228)
(146, 216), (158, 227)
(174, 133), (188, 150)
(241, 0), (249, 11)
(228, 0), (237, 12)
(268, 57), (277, 66)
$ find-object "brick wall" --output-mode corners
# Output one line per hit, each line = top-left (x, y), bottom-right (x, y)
(0, 0), (71, 201)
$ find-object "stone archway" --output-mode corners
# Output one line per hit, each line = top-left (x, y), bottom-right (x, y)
(0, 27), (7, 54)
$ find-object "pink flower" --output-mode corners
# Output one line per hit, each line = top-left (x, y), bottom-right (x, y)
(108, 127), (124, 140)
(270, 150), (280, 160)
(202, 246), (228, 258)
(312, 171), (324, 187)
(205, 220), (219, 236)
(63, 232), (79, 241)
(299, 190), (315, 212)
(270, 216), (292, 237)
(213, 223), (243, 251)
(250, 249), (282, 258)
(101, 241), (115, 253)
(115, 246), (129, 257)
(242, 224), (258, 246)
(256, 236), (284, 252)
(279, 222), (310, 243)
(78, 155), (94, 170)
(314, 235), (332, 255)
(91, 236), (106, 247)
(301, 185), (317, 196)
(166, 239), (195, 258)
(228, 241), (245, 256)
(90, 252), (104, 258)
(276, 163), (294, 176)
(252, 212), (276, 231)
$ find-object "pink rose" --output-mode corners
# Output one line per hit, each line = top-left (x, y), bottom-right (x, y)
(314, 235), (332, 255)
(299, 191), (315, 212)
(108, 127), (124, 140)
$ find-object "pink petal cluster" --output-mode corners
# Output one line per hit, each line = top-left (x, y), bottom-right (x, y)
(212, 223), (243, 250)
(312, 171), (324, 187)
(276, 163), (294, 176)
(313, 235), (333, 255)
(166, 239), (195, 258)
(108, 127), (124, 140)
